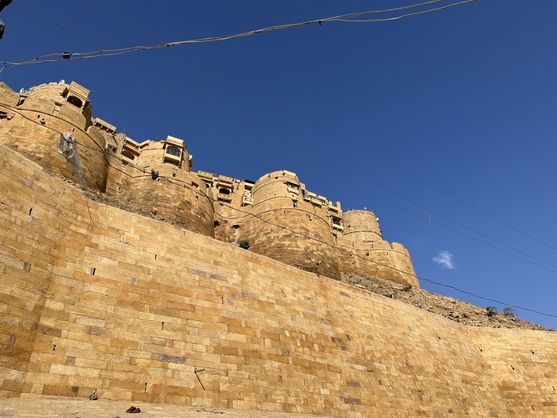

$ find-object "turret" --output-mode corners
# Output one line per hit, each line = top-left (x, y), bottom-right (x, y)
(342, 210), (383, 245)
(0, 81), (108, 191)
(237, 170), (340, 279)
(105, 135), (214, 236)
(337, 209), (419, 288)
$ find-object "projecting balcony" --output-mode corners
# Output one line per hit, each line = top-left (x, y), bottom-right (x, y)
(331, 223), (344, 232)
(218, 193), (233, 203)
(163, 152), (181, 164)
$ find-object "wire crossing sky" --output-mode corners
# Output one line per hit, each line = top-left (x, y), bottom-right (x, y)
(2, 0), (476, 67)
(4, 99), (555, 320)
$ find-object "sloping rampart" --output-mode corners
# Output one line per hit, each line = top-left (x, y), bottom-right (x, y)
(0, 145), (556, 416)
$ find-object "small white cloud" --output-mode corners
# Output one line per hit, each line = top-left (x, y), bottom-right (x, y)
(432, 250), (456, 270)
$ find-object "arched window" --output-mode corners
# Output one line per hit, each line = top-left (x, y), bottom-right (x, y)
(122, 149), (136, 160)
(166, 145), (181, 158)
(67, 95), (83, 108)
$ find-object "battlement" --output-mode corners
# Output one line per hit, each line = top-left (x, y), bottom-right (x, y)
(0, 81), (418, 287)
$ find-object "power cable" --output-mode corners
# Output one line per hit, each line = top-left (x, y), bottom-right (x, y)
(1, 103), (555, 320)
(5, 87), (557, 277)
(1, 0), (477, 67)
(21, 0), (546, 277)
(13, 0), (91, 41)
(292, 113), (557, 252)
(17, 0), (546, 273)
(79, 0), (157, 42)
(78, 1), (557, 268)
(5, 0), (548, 313)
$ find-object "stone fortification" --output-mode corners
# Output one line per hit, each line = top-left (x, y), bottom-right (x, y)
(0, 144), (556, 417)
(105, 134), (214, 236)
(0, 81), (107, 191)
(338, 210), (418, 287)
(237, 170), (340, 279)
(0, 81), (418, 288)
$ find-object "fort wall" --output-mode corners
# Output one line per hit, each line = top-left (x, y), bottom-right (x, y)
(0, 145), (556, 416)
(0, 82), (108, 191)
(105, 135), (214, 236)
(0, 79), (426, 289)
(238, 171), (340, 279)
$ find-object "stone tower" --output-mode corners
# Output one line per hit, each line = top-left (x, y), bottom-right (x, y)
(237, 170), (340, 279)
(0, 81), (108, 190)
(338, 210), (418, 287)
(105, 135), (215, 236)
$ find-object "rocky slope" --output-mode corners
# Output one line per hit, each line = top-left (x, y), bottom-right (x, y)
(341, 273), (550, 331)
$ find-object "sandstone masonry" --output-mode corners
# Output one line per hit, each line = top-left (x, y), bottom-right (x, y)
(1, 82), (556, 417)
(0, 81), (417, 287)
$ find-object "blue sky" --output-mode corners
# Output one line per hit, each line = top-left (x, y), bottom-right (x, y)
(2, 1), (557, 328)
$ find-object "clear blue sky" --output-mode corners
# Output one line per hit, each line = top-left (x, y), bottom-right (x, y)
(2, 1), (557, 328)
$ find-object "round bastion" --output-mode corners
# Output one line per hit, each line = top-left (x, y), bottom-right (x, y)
(337, 209), (419, 287)
(237, 170), (340, 279)
(105, 135), (215, 237)
(0, 81), (108, 191)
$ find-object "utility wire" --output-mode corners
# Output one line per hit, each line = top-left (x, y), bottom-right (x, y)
(1, 102), (556, 320)
(13, 0), (90, 41)
(1, 0), (476, 67)
(293, 113), (557, 252)
(5, 76), (557, 278)
(78, 1), (557, 267)
(80, 0), (157, 42)
(8, 0), (557, 284)
(18, 0), (547, 272)
(9, 0), (554, 318)
(2, 2), (555, 274)
(19, 0), (549, 276)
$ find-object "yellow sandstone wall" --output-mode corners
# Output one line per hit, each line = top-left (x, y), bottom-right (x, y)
(238, 171), (340, 279)
(338, 210), (419, 287)
(1, 146), (556, 416)
(105, 139), (215, 237)
(0, 82), (108, 191)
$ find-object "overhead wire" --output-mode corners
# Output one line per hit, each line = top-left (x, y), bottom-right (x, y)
(5, 0), (557, 317)
(18, 0), (538, 269)
(1, 0), (477, 67)
(292, 113), (557, 252)
(73, 1), (557, 270)
(4, 1), (557, 278)
(1, 101), (556, 320)
(13, 0), (90, 41)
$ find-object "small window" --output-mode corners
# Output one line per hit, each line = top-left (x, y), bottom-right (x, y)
(219, 187), (231, 195)
(17, 96), (26, 106)
(67, 95), (83, 108)
(122, 149), (136, 160)
(165, 145), (181, 158)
